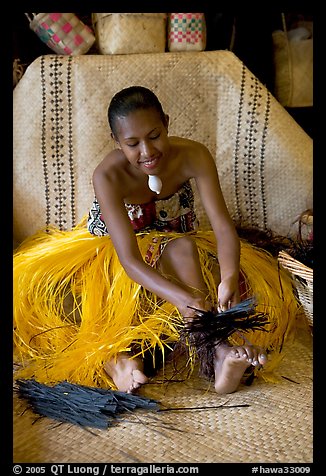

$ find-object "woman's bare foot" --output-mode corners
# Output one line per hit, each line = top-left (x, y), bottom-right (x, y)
(104, 354), (148, 393)
(214, 342), (267, 394)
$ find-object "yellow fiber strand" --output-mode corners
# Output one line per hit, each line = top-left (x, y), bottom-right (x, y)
(14, 226), (299, 388)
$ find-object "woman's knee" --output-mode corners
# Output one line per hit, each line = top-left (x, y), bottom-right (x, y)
(163, 236), (198, 261)
(159, 236), (206, 292)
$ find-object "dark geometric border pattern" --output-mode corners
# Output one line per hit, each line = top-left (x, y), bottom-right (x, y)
(40, 56), (50, 229)
(40, 55), (76, 231)
(233, 63), (270, 230)
(233, 63), (246, 222)
(66, 56), (76, 228)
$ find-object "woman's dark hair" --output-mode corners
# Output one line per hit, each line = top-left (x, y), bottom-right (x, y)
(108, 86), (166, 138)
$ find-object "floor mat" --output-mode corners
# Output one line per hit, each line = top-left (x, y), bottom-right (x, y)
(13, 325), (312, 464)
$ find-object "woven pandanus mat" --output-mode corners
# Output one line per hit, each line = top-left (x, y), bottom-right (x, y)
(13, 324), (312, 464)
(13, 51), (312, 244)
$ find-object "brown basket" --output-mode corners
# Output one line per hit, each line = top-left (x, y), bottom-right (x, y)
(278, 250), (313, 326)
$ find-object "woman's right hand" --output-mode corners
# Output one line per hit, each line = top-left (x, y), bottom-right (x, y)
(178, 294), (213, 321)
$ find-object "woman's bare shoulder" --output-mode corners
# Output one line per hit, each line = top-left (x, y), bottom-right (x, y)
(94, 149), (125, 175)
(170, 136), (210, 158)
(170, 136), (213, 173)
(170, 135), (205, 148)
(92, 150), (132, 196)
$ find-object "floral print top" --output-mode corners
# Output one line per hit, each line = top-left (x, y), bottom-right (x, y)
(87, 180), (198, 236)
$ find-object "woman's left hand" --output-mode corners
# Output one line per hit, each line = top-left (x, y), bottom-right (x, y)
(217, 276), (240, 312)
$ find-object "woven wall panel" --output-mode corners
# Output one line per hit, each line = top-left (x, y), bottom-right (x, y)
(13, 51), (312, 243)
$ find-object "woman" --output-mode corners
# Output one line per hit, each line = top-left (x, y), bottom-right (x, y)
(13, 86), (297, 394)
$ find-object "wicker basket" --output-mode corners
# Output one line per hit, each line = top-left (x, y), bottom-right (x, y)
(168, 13), (206, 51)
(92, 13), (167, 54)
(278, 250), (313, 327)
(25, 13), (95, 55)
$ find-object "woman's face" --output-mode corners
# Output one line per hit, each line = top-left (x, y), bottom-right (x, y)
(113, 108), (170, 176)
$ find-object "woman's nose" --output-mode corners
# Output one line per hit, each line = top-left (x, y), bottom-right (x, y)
(140, 141), (155, 158)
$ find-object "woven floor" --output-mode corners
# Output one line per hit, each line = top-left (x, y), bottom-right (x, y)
(13, 316), (312, 464)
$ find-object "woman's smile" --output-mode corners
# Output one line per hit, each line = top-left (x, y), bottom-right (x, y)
(139, 156), (161, 171)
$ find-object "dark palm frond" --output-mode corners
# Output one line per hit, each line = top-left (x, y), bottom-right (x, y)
(15, 379), (160, 429)
(183, 297), (270, 349)
(286, 240), (313, 268)
(236, 225), (293, 257)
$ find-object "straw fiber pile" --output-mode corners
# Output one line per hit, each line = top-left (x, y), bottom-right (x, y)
(14, 319), (312, 463)
(13, 51), (312, 244)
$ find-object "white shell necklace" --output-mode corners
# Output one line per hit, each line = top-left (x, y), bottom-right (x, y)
(148, 175), (162, 195)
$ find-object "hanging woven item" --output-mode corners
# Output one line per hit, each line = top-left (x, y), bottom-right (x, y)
(25, 13), (96, 56)
(13, 58), (25, 87)
(92, 13), (167, 55)
(168, 13), (207, 52)
(272, 13), (313, 108)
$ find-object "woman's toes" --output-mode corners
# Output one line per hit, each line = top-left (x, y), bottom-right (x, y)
(258, 353), (268, 365)
(231, 348), (241, 358)
(132, 369), (148, 384)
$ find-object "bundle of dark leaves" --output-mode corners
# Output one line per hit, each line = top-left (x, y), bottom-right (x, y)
(15, 379), (159, 429)
(236, 224), (313, 268)
(173, 297), (270, 380)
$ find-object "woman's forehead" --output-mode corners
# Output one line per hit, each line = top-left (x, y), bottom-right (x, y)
(115, 108), (163, 137)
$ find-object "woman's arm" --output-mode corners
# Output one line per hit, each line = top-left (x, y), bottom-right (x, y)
(192, 144), (241, 308)
(92, 165), (205, 316)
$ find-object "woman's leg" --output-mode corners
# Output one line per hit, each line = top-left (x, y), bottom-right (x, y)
(159, 236), (267, 394)
(158, 235), (209, 301)
(105, 235), (267, 394)
(104, 236), (205, 393)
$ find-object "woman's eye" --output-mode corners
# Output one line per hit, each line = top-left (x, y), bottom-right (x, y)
(150, 134), (160, 140)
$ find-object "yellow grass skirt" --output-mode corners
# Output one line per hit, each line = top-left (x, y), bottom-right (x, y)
(13, 223), (299, 388)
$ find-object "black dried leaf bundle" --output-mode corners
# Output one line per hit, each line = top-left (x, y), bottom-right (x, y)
(15, 379), (160, 429)
(285, 240), (313, 269)
(184, 297), (270, 349)
(180, 297), (270, 380)
(236, 224), (313, 268)
(236, 225), (293, 257)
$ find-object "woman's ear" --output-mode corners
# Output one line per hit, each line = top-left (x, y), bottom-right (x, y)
(164, 114), (170, 130)
(111, 132), (121, 149)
